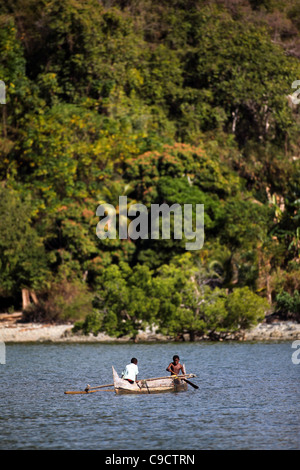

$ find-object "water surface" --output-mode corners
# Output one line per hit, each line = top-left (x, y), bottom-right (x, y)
(0, 342), (299, 449)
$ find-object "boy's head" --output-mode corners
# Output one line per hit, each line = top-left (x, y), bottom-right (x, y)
(131, 358), (138, 364)
(173, 355), (179, 364)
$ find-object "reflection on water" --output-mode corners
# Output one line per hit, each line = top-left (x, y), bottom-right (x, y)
(0, 342), (299, 449)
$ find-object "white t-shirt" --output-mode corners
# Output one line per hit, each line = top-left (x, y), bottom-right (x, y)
(122, 363), (139, 382)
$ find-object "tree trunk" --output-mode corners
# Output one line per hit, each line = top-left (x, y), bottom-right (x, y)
(189, 331), (195, 342)
(2, 106), (7, 137)
(22, 288), (31, 310)
(30, 291), (38, 305)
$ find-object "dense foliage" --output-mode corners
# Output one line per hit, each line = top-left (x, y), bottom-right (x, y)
(0, 0), (299, 339)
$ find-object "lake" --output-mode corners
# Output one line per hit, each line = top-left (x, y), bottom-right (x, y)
(0, 341), (299, 451)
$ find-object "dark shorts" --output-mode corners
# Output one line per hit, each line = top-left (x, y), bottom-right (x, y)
(125, 379), (134, 384)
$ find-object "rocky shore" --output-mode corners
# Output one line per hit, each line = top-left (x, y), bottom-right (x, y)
(0, 312), (300, 343)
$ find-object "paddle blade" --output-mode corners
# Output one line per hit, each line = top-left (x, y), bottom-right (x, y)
(184, 379), (199, 389)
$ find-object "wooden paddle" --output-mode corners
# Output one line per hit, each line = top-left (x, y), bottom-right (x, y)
(182, 378), (199, 389)
(170, 374), (199, 390)
(140, 373), (196, 382)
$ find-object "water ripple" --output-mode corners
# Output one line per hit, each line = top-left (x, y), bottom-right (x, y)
(0, 342), (299, 449)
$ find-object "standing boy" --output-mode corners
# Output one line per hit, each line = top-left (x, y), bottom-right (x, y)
(166, 355), (185, 376)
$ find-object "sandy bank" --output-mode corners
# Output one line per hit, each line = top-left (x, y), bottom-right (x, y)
(0, 322), (171, 343)
(0, 313), (300, 343)
(0, 313), (170, 343)
(242, 321), (300, 341)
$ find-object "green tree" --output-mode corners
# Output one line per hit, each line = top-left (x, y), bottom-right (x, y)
(224, 287), (269, 333)
(0, 186), (50, 309)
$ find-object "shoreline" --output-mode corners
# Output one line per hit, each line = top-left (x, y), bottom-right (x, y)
(0, 313), (300, 343)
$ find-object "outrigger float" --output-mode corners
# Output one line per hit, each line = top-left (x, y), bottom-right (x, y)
(64, 365), (198, 395)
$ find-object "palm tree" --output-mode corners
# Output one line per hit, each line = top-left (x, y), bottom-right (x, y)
(96, 180), (137, 239)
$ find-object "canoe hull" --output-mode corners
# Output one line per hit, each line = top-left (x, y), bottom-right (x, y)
(112, 366), (188, 395)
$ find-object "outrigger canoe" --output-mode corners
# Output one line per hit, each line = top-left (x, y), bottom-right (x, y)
(112, 365), (196, 394)
(64, 366), (197, 395)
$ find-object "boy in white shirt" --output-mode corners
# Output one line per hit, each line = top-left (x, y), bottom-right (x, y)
(121, 358), (139, 384)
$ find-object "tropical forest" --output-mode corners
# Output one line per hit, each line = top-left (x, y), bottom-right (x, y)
(0, 0), (299, 341)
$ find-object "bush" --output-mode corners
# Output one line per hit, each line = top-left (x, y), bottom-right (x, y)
(274, 290), (300, 322)
(22, 278), (93, 323)
(22, 301), (60, 323)
(73, 311), (104, 336)
(224, 287), (269, 331)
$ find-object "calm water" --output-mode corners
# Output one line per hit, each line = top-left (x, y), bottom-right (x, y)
(0, 341), (299, 450)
